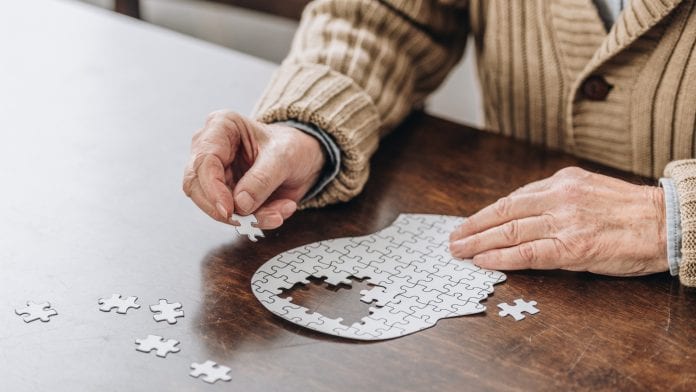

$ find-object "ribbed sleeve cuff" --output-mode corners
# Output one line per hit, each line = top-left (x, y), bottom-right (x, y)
(252, 63), (381, 208)
(664, 159), (696, 287)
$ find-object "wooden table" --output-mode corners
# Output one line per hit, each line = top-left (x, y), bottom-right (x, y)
(1, 1), (694, 391)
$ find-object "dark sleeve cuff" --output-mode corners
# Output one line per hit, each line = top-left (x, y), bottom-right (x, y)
(660, 178), (682, 276)
(274, 120), (341, 203)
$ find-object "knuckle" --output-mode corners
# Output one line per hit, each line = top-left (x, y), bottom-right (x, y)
(205, 110), (244, 133)
(204, 111), (225, 127)
(192, 127), (205, 141)
(182, 171), (198, 198)
(206, 111), (222, 121)
(500, 220), (520, 244)
(555, 179), (583, 201)
(190, 153), (207, 172)
(222, 110), (242, 122)
(493, 196), (513, 218)
(555, 166), (584, 179)
(541, 213), (559, 233)
(182, 178), (193, 197)
(248, 170), (273, 191)
(551, 238), (565, 256)
(207, 109), (233, 121)
(518, 243), (537, 264)
(565, 236), (592, 259)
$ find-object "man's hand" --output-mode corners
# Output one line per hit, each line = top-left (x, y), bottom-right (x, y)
(183, 111), (325, 229)
(449, 167), (668, 277)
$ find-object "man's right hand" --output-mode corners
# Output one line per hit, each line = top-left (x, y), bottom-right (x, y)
(183, 110), (326, 229)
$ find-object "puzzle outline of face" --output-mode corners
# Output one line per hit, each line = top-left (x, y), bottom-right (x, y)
(251, 214), (507, 340)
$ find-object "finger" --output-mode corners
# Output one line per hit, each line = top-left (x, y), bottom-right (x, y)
(450, 215), (554, 259)
(472, 238), (564, 270)
(253, 199), (298, 229)
(197, 154), (235, 220)
(187, 118), (242, 219)
(450, 191), (554, 241)
(233, 154), (288, 215)
(187, 177), (229, 223)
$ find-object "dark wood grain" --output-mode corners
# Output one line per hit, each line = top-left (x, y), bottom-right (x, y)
(2, 1), (695, 391)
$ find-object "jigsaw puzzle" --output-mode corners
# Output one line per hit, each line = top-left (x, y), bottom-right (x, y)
(150, 299), (184, 324)
(231, 213), (264, 241)
(190, 360), (232, 384)
(498, 299), (539, 321)
(15, 301), (58, 323)
(98, 294), (140, 314)
(251, 214), (507, 340)
(135, 334), (181, 357)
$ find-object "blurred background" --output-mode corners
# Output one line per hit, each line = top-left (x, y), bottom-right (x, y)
(77, 0), (484, 127)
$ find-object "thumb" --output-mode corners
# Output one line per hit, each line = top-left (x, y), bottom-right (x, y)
(233, 153), (287, 215)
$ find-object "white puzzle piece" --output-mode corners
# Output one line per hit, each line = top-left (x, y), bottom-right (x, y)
(190, 360), (232, 384)
(251, 214), (507, 340)
(135, 334), (181, 357)
(231, 213), (264, 241)
(149, 299), (184, 324)
(98, 294), (140, 314)
(15, 301), (58, 323)
(498, 299), (539, 321)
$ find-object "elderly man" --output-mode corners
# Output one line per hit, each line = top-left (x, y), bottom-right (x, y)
(183, 0), (696, 285)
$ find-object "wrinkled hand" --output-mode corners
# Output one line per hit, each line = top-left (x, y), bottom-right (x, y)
(183, 111), (325, 229)
(449, 167), (668, 277)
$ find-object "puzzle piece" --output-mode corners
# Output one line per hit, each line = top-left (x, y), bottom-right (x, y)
(497, 299), (539, 321)
(135, 334), (180, 357)
(15, 301), (58, 323)
(359, 285), (392, 306)
(98, 294), (140, 314)
(149, 299), (184, 324)
(190, 360), (232, 384)
(251, 214), (507, 340)
(231, 213), (264, 242)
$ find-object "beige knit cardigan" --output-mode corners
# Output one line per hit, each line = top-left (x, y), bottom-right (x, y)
(253, 0), (696, 285)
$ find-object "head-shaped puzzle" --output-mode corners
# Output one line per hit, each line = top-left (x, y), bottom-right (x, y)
(251, 214), (506, 340)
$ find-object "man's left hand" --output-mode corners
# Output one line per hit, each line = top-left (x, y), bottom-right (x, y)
(449, 167), (669, 277)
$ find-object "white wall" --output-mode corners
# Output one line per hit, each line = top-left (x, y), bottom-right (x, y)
(78, 0), (483, 127)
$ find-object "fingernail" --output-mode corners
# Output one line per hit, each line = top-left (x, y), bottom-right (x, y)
(261, 214), (282, 228)
(449, 243), (462, 259)
(281, 202), (297, 216)
(235, 191), (254, 213)
(472, 254), (488, 266)
(215, 202), (227, 219)
(449, 231), (459, 242)
(450, 225), (468, 241)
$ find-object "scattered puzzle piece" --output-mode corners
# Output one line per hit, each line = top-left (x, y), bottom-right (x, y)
(135, 334), (180, 357)
(190, 360), (232, 384)
(251, 214), (507, 340)
(98, 294), (140, 314)
(15, 301), (58, 323)
(149, 299), (184, 324)
(230, 213), (264, 242)
(497, 298), (539, 321)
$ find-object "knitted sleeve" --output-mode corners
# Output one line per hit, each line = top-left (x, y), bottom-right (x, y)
(664, 159), (696, 287)
(252, 0), (469, 208)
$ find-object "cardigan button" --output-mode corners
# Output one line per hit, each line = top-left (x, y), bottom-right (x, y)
(581, 75), (613, 101)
